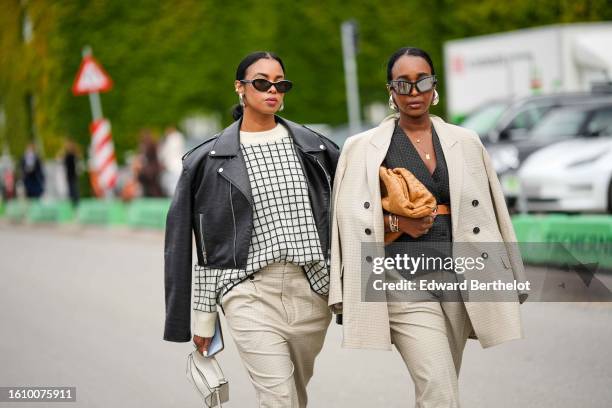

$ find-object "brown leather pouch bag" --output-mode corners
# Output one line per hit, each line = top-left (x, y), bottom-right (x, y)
(379, 166), (437, 244)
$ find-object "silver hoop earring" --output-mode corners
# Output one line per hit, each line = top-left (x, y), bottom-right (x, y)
(279, 101), (284, 112)
(388, 94), (398, 112)
(432, 90), (439, 106)
(239, 93), (245, 107)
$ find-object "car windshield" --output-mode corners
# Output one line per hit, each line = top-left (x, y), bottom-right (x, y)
(461, 102), (508, 136)
(529, 109), (588, 141)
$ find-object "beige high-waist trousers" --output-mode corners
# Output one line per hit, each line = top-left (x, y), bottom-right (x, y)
(221, 262), (332, 408)
(388, 298), (473, 408)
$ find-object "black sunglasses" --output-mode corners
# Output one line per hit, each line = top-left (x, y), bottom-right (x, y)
(240, 78), (293, 93)
(388, 75), (437, 95)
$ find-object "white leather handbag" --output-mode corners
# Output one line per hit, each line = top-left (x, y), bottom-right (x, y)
(186, 350), (229, 407)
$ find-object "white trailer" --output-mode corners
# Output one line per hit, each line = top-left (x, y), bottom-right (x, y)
(444, 22), (612, 121)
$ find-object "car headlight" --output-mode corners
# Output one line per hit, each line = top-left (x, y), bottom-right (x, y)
(490, 145), (519, 173)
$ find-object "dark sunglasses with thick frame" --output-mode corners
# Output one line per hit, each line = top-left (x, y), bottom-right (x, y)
(240, 78), (293, 93)
(387, 75), (437, 95)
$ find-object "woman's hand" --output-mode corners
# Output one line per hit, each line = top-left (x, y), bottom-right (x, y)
(398, 214), (435, 238)
(193, 335), (212, 356)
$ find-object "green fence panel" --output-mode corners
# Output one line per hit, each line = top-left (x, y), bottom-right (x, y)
(3, 200), (29, 222)
(76, 199), (127, 226)
(513, 214), (554, 264)
(512, 214), (612, 269)
(126, 198), (171, 229)
(26, 200), (74, 223)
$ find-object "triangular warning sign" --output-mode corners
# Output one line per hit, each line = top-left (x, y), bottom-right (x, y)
(72, 55), (113, 95)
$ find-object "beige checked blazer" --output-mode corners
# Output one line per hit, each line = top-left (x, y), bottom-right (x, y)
(328, 114), (528, 350)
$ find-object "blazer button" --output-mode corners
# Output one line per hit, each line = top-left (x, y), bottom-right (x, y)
(364, 201), (370, 209)
(249, 274), (254, 280)
(210, 150), (216, 155)
(365, 228), (372, 235)
(218, 168), (224, 173)
(473, 226), (480, 234)
(365, 256), (373, 263)
(319, 144), (325, 150)
(472, 199), (479, 207)
(481, 252), (488, 259)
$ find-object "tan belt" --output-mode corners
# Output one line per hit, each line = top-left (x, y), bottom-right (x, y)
(433, 204), (450, 215)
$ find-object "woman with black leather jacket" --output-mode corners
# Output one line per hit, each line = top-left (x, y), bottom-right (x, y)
(163, 51), (339, 407)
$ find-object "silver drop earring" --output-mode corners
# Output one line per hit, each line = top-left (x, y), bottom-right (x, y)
(432, 90), (439, 106)
(239, 93), (245, 107)
(388, 94), (398, 112)
(279, 101), (284, 112)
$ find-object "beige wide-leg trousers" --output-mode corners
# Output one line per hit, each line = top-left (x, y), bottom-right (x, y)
(388, 298), (473, 408)
(221, 262), (332, 408)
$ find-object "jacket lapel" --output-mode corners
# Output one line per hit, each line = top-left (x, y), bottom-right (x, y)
(431, 116), (463, 238)
(279, 117), (328, 153)
(366, 115), (397, 243)
(209, 119), (253, 205)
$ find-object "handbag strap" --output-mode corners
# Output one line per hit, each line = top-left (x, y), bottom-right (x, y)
(191, 351), (224, 388)
(214, 389), (222, 408)
(187, 354), (212, 393)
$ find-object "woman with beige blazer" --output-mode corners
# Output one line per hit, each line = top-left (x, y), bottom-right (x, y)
(329, 47), (529, 407)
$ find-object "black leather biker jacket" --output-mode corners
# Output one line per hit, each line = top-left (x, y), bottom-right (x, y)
(164, 115), (340, 342)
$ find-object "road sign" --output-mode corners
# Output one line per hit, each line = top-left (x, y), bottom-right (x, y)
(72, 55), (113, 95)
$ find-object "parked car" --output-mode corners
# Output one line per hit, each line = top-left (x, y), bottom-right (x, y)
(461, 92), (612, 144)
(517, 126), (612, 213)
(479, 101), (612, 208)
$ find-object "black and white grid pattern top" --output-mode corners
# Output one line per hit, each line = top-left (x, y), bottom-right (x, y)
(193, 123), (328, 317)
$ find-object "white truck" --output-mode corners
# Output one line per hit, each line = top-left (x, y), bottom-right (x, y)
(444, 22), (612, 122)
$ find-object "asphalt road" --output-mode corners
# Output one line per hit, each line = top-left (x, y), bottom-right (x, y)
(1, 223), (611, 407)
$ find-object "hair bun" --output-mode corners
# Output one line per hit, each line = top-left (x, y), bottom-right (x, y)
(231, 104), (244, 120)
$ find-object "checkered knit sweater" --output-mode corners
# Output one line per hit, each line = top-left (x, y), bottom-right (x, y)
(192, 123), (327, 337)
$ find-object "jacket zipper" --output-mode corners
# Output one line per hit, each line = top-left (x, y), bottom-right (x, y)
(198, 213), (207, 264)
(217, 170), (245, 267)
(229, 182), (238, 267)
(310, 153), (333, 268)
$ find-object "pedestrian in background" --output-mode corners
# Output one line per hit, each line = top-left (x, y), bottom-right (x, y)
(0, 148), (15, 201)
(158, 125), (185, 196)
(136, 129), (164, 197)
(20, 142), (45, 199)
(62, 139), (80, 206)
